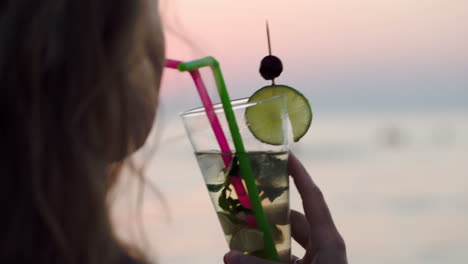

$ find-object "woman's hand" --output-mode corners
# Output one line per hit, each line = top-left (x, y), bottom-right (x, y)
(224, 153), (348, 264)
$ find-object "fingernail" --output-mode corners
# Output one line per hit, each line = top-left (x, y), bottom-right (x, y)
(224, 251), (243, 264)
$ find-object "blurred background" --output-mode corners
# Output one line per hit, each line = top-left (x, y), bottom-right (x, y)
(112, 0), (468, 263)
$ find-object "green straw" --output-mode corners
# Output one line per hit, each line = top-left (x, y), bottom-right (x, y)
(179, 57), (280, 262)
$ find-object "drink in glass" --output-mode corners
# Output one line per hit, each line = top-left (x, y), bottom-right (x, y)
(181, 97), (291, 262)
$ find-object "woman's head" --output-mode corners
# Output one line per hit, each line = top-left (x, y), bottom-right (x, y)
(0, 0), (164, 262)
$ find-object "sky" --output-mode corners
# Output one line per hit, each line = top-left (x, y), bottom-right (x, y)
(158, 0), (468, 113)
(114, 2), (468, 262)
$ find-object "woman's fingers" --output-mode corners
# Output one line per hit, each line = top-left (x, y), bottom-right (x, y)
(290, 210), (314, 263)
(224, 251), (278, 264)
(288, 153), (338, 234)
(288, 153), (347, 263)
(290, 210), (309, 248)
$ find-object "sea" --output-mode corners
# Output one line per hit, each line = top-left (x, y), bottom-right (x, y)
(111, 109), (468, 264)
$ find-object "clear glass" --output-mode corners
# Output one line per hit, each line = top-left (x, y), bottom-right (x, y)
(181, 97), (291, 262)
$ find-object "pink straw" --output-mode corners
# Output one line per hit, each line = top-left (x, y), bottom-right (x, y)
(166, 59), (257, 228)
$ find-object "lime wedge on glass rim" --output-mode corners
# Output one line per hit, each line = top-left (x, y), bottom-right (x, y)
(245, 85), (312, 145)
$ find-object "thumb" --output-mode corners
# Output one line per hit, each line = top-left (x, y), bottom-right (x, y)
(224, 251), (279, 264)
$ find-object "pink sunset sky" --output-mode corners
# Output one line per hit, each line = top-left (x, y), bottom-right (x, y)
(159, 0), (468, 111)
(114, 2), (468, 263)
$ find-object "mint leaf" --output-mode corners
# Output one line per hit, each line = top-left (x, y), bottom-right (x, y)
(227, 157), (241, 178)
(233, 204), (253, 215)
(207, 183), (224, 193)
(259, 184), (288, 202)
(219, 188), (230, 211)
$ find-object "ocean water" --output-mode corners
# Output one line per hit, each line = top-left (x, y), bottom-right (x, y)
(111, 110), (468, 264)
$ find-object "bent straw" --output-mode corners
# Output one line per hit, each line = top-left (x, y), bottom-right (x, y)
(178, 57), (280, 262)
(165, 59), (257, 228)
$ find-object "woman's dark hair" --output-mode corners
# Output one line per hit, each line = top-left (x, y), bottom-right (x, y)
(0, 0), (164, 263)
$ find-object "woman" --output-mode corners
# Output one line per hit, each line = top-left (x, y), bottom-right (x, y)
(0, 0), (347, 263)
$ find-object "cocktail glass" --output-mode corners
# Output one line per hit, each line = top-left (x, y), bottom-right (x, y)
(181, 96), (291, 262)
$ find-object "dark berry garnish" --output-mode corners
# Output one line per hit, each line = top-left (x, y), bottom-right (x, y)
(259, 55), (283, 80)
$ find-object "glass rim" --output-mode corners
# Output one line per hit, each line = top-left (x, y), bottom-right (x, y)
(180, 95), (283, 118)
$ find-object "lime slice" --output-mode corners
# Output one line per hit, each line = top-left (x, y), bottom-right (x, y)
(246, 85), (312, 144)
